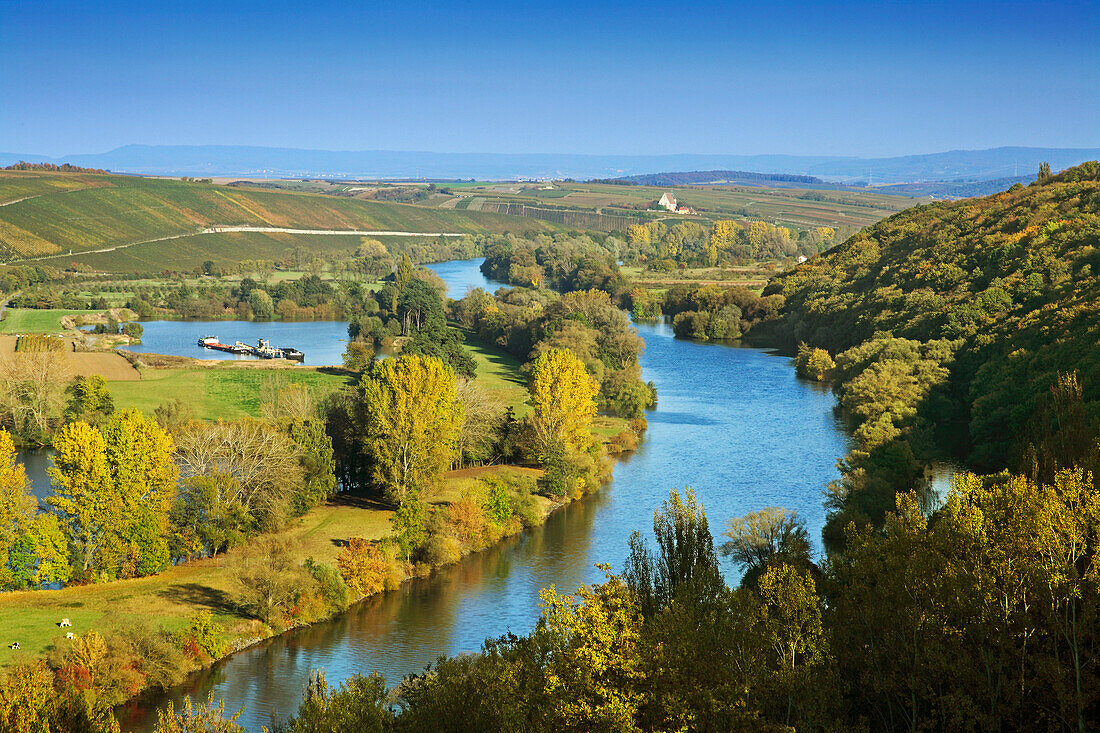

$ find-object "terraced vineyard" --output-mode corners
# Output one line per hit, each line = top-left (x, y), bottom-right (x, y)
(0, 171), (554, 268)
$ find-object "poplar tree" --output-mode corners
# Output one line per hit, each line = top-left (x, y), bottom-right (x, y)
(358, 354), (462, 506)
(50, 410), (177, 580)
(527, 348), (597, 460)
(0, 428), (34, 588)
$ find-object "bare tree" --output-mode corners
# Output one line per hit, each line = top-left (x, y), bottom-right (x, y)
(174, 420), (301, 528)
(454, 378), (506, 467)
(0, 352), (73, 441)
(233, 534), (309, 623)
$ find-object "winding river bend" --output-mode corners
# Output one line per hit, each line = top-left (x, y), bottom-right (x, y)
(118, 258), (850, 731)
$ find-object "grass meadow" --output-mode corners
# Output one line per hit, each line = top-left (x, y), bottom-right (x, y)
(0, 308), (96, 333)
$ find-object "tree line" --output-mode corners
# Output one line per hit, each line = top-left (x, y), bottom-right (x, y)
(122, 449), (1100, 732)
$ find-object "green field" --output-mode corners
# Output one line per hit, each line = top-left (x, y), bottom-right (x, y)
(0, 308), (96, 333)
(0, 171), (555, 264)
(461, 333), (529, 416)
(108, 365), (351, 420)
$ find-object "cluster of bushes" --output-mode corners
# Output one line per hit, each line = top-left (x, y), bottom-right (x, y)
(335, 470), (542, 593)
(344, 256), (474, 377)
(478, 232), (790, 345)
(793, 342), (834, 381)
(622, 218), (839, 266)
(87, 316), (143, 341)
(452, 285), (654, 418)
(0, 263), (57, 295)
(480, 233), (628, 294)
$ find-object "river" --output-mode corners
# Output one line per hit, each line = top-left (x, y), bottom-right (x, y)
(26, 259), (853, 731)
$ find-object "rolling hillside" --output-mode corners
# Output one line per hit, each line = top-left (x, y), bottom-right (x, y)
(0, 171), (553, 268)
(765, 162), (1100, 469)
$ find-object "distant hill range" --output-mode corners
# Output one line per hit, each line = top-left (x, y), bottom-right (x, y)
(595, 170), (825, 186)
(602, 169), (1041, 199)
(0, 145), (1097, 188)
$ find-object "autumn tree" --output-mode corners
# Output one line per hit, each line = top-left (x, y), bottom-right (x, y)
(527, 348), (597, 460)
(355, 237), (390, 281)
(722, 507), (812, 587)
(234, 535), (309, 624)
(50, 410), (177, 580)
(0, 351), (73, 445)
(357, 354), (462, 506)
(537, 568), (645, 729)
(0, 428), (34, 589)
(280, 670), (393, 733)
(174, 419), (302, 530)
(63, 375), (114, 425)
(153, 693), (245, 733)
(337, 537), (387, 597)
(754, 564), (826, 726)
(454, 378), (507, 467)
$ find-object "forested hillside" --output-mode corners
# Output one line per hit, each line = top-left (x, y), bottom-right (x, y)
(0, 171), (551, 263)
(764, 162), (1100, 543)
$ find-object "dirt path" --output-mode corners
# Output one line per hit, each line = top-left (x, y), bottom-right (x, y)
(0, 194), (42, 207)
(202, 226), (464, 237)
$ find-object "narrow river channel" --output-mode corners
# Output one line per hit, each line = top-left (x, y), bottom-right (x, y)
(98, 258), (851, 730)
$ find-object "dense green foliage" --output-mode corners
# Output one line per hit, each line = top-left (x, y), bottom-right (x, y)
(761, 162), (1100, 545)
(452, 284), (654, 418)
(345, 258), (475, 376)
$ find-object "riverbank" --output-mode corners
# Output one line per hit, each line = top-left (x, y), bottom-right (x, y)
(0, 327), (635, 718)
(0, 464), (549, 670)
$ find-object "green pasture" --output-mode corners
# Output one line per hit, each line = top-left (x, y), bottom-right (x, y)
(109, 365), (350, 420)
(0, 308), (95, 333)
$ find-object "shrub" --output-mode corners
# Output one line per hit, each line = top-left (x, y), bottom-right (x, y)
(176, 610), (226, 661)
(120, 322), (143, 341)
(514, 494), (543, 529)
(445, 493), (488, 550)
(423, 534), (463, 566)
(233, 535), (311, 625)
(337, 538), (387, 597)
(795, 342), (835, 381)
(304, 558), (349, 613)
(121, 622), (187, 690)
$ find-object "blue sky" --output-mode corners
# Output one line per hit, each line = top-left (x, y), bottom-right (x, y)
(1, 0), (1096, 157)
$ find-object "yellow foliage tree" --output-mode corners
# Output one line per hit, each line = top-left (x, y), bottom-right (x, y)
(538, 568), (645, 728)
(337, 537), (387, 597)
(50, 410), (177, 580)
(709, 220), (742, 255)
(626, 224), (651, 246)
(359, 354), (462, 505)
(0, 428), (34, 588)
(49, 421), (112, 576)
(528, 348), (597, 459)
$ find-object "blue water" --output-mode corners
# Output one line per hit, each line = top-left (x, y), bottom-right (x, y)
(123, 320), (351, 366)
(120, 258), (851, 731)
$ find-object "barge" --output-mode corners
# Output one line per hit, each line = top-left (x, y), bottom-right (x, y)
(198, 336), (305, 361)
(197, 336), (249, 354)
